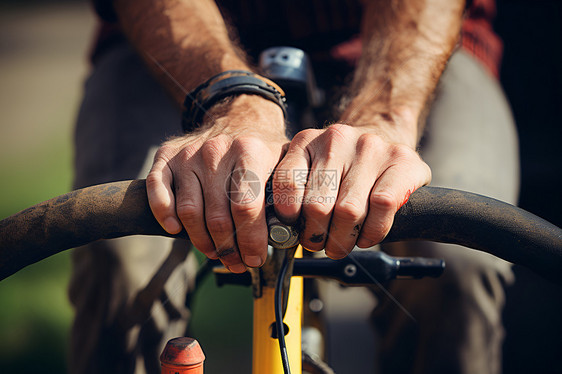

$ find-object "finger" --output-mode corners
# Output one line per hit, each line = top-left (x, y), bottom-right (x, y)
(174, 170), (218, 260)
(357, 147), (431, 248)
(300, 127), (352, 252)
(204, 184), (244, 272)
(200, 137), (245, 273)
(146, 157), (182, 234)
(229, 166), (268, 268)
(324, 135), (383, 258)
(272, 129), (315, 223)
(229, 136), (276, 268)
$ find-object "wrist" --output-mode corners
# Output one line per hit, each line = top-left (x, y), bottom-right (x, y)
(199, 94), (287, 140)
(182, 70), (287, 133)
(339, 105), (420, 149)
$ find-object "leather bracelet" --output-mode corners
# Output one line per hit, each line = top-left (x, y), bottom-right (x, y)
(182, 70), (287, 133)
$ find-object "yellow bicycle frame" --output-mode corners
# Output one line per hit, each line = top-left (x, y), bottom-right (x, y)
(252, 246), (303, 373)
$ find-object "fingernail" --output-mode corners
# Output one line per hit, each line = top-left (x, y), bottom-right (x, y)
(357, 239), (375, 248)
(163, 217), (182, 233)
(244, 255), (264, 268)
(228, 263), (247, 273)
(208, 251), (219, 260)
(326, 250), (347, 260)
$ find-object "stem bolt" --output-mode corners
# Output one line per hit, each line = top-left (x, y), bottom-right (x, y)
(269, 224), (292, 244)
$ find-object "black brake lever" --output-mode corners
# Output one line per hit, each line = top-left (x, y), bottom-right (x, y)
(214, 251), (445, 287)
(293, 251), (444, 286)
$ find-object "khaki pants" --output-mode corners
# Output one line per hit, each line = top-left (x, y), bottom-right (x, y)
(373, 50), (518, 374)
(69, 42), (519, 374)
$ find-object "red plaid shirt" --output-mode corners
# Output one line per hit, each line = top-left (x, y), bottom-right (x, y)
(461, 0), (503, 77)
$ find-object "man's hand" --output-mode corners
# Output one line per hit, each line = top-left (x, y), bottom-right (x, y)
(147, 95), (287, 273)
(271, 0), (463, 259)
(114, 0), (290, 272)
(272, 123), (431, 259)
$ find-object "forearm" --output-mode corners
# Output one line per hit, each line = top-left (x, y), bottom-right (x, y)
(113, 0), (249, 105)
(340, 0), (465, 148)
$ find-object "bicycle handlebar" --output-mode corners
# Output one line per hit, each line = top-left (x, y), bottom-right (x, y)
(0, 179), (560, 283)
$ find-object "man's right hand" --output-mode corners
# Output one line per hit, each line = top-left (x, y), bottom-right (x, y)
(146, 95), (288, 273)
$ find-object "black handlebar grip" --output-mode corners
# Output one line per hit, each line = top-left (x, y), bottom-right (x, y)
(384, 187), (562, 283)
(0, 181), (561, 283)
(0, 180), (183, 280)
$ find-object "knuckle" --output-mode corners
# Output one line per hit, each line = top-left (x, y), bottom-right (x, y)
(362, 204), (396, 243)
(357, 133), (383, 154)
(274, 172), (303, 193)
(230, 201), (261, 220)
(325, 123), (353, 138)
(203, 135), (230, 151)
(389, 143), (415, 161)
(176, 202), (199, 222)
(272, 174), (290, 191)
(201, 136), (231, 168)
(363, 220), (393, 244)
(334, 198), (365, 222)
(146, 171), (161, 189)
(206, 215), (232, 234)
(360, 230), (385, 245)
(370, 191), (398, 213)
(178, 145), (198, 162)
(290, 129), (318, 150)
(154, 145), (175, 161)
(314, 126), (356, 162)
(323, 126), (348, 147)
(231, 136), (265, 153)
(303, 199), (332, 218)
(294, 128), (318, 142)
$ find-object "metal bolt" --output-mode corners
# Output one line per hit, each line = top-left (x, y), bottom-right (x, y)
(269, 224), (292, 244)
(344, 264), (357, 277)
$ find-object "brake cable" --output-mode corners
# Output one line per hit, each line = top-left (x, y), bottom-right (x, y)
(275, 253), (292, 374)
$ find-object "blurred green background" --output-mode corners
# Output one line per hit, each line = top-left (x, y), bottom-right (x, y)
(0, 1), (88, 372)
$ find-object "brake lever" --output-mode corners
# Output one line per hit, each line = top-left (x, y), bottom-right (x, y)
(293, 251), (445, 286)
(214, 251), (445, 288)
